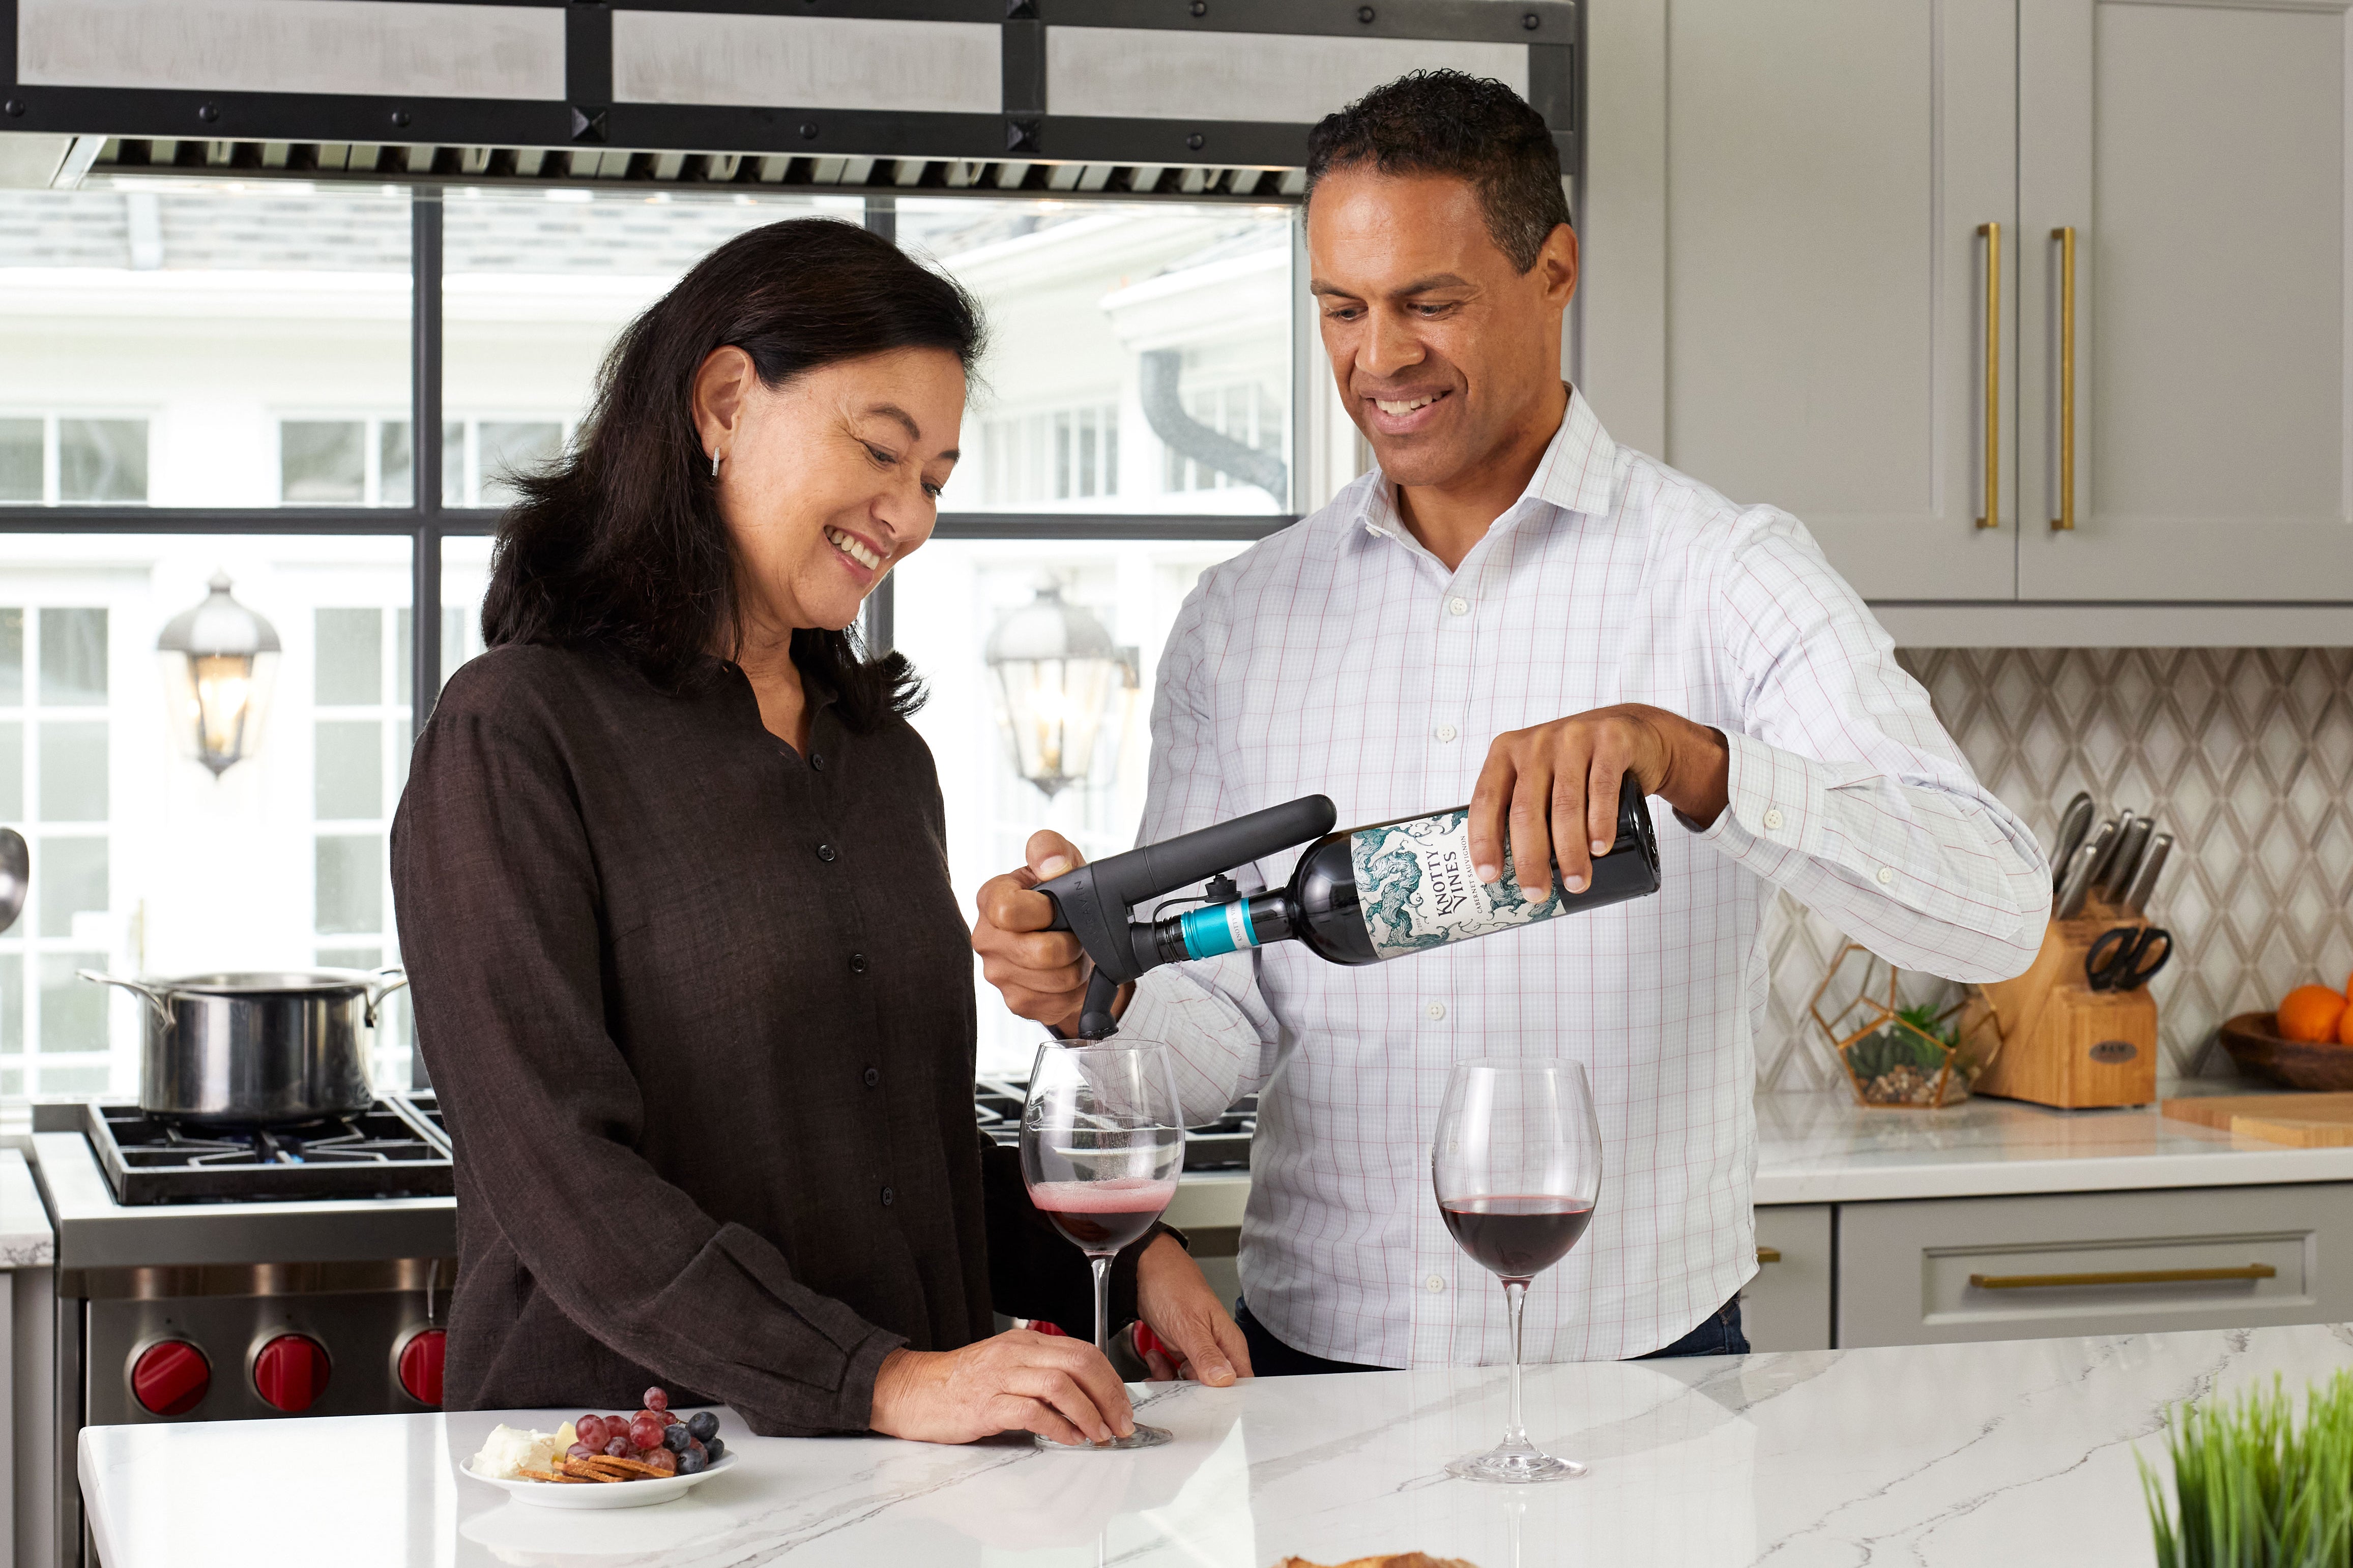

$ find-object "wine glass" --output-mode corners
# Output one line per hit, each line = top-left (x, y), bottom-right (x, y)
(1021, 1038), (1186, 1451)
(1433, 1056), (1603, 1484)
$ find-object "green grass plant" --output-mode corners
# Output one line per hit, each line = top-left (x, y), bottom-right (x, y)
(2140, 1370), (2353, 1566)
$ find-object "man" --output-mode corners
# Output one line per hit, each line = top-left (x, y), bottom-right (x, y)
(975, 71), (2049, 1376)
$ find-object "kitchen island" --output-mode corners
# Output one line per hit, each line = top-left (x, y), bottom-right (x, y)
(80, 1320), (2353, 1566)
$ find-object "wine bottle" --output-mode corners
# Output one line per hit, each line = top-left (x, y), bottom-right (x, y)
(1153, 772), (1660, 967)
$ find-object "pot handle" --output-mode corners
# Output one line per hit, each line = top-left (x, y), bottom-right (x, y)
(78, 969), (174, 1028)
(364, 966), (410, 1028)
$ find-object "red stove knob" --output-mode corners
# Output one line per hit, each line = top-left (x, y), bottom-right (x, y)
(397, 1329), (446, 1407)
(252, 1334), (331, 1413)
(131, 1340), (211, 1417)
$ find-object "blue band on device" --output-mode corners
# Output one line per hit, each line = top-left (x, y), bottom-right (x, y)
(1177, 901), (1260, 959)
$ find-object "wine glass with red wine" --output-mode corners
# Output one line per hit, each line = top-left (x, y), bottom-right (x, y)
(1021, 1038), (1186, 1451)
(1433, 1056), (1603, 1484)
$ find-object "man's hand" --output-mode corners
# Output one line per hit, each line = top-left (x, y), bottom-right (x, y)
(869, 1329), (1135, 1446)
(1468, 704), (1730, 899)
(973, 832), (1115, 1037)
(1133, 1232), (1252, 1385)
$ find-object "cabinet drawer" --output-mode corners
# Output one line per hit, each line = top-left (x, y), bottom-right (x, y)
(1743, 1205), (1833, 1352)
(1838, 1184), (2353, 1348)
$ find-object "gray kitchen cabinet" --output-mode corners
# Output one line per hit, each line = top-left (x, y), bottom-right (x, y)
(1582, 0), (2018, 601)
(2017, 0), (2353, 602)
(1742, 1204), (1834, 1352)
(1836, 1183), (2353, 1348)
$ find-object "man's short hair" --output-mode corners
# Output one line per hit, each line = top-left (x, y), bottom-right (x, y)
(1304, 70), (1573, 274)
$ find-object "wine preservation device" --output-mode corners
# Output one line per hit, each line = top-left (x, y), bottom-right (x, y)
(1038, 774), (1663, 1040)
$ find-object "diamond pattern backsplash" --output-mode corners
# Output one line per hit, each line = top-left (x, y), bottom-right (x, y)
(1755, 648), (2353, 1091)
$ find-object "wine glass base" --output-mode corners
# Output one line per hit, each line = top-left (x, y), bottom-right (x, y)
(1035, 1423), (1173, 1452)
(1444, 1448), (1586, 1484)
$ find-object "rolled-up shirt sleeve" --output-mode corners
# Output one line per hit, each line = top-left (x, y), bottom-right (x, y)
(1689, 507), (2051, 982)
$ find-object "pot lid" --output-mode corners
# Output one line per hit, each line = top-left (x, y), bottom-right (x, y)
(145, 970), (388, 995)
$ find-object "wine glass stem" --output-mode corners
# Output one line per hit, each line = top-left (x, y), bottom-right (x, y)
(1090, 1254), (1114, 1357)
(1502, 1277), (1531, 1448)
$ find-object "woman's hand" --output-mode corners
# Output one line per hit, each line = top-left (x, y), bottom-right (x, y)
(1135, 1233), (1253, 1385)
(868, 1329), (1135, 1446)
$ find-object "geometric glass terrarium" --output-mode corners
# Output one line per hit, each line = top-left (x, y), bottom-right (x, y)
(1808, 943), (1997, 1108)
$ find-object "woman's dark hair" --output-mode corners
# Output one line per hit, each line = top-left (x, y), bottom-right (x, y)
(1305, 70), (1573, 273)
(482, 216), (983, 729)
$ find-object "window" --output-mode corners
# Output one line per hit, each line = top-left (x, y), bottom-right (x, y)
(0, 172), (1326, 1106)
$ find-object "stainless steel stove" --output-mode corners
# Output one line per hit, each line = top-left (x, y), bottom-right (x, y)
(28, 1097), (456, 1567)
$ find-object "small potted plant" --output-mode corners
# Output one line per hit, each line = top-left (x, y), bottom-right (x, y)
(1808, 943), (1993, 1108)
(2139, 1371), (2353, 1566)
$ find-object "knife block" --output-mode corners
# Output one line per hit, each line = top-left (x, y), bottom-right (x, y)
(1960, 891), (2159, 1109)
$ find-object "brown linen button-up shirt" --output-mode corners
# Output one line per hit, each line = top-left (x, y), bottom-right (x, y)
(391, 642), (1127, 1436)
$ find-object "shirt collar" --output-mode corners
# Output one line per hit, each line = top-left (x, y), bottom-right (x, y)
(1345, 385), (1620, 550)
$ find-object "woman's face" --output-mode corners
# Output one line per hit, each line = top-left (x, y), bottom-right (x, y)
(693, 344), (966, 635)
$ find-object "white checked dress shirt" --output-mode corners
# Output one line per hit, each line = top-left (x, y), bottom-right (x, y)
(1122, 389), (2052, 1366)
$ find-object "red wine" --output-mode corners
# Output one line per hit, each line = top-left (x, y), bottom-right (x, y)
(1439, 1196), (1594, 1279)
(1027, 1178), (1176, 1253)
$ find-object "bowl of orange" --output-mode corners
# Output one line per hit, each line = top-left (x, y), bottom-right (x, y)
(2218, 975), (2353, 1090)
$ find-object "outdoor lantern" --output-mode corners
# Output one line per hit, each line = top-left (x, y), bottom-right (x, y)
(984, 583), (1138, 800)
(157, 571), (281, 777)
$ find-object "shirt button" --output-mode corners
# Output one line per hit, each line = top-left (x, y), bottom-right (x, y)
(1762, 809), (1785, 832)
(1446, 596), (1470, 616)
(863, 1066), (880, 1088)
(1434, 724), (1457, 743)
(1877, 866), (1896, 885)
(880, 1186), (895, 1207)
(1425, 1274), (1446, 1294)
(1425, 1001), (1447, 1021)
(848, 952), (869, 974)
(809, 752), (827, 772)
(816, 842), (836, 862)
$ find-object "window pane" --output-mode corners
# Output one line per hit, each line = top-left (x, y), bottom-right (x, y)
(439, 536), (496, 692)
(316, 608), (381, 704)
(0, 420), (39, 502)
(315, 833), (383, 934)
(0, 723), (20, 820)
(40, 608), (107, 705)
(0, 186), (410, 508)
(478, 421), (561, 508)
(442, 189), (851, 492)
(39, 835), (106, 939)
(0, 953), (20, 1054)
(38, 722), (106, 821)
(281, 420), (365, 504)
(893, 537), (1250, 1076)
(380, 420), (413, 508)
(57, 419), (148, 502)
(0, 608), (21, 705)
(41, 953), (108, 1054)
(315, 720), (382, 819)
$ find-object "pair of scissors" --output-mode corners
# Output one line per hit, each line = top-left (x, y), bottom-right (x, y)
(2085, 925), (2171, 992)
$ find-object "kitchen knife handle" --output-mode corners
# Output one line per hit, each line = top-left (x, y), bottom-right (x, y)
(2124, 833), (2173, 914)
(2051, 226), (2076, 530)
(1978, 221), (2001, 529)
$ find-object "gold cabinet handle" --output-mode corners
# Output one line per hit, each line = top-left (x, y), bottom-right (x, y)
(1967, 1263), (2276, 1291)
(1756, 1247), (1782, 1264)
(1977, 221), (2000, 529)
(2051, 226), (2076, 530)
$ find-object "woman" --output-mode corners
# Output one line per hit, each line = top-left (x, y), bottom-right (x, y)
(392, 218), (1247, 1445)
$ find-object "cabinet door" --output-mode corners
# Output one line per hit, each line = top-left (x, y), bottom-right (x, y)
(1655, 0), (2017, 599)
(2020, 0), (2353, 600)
(1744, 1205), (1834, 1351)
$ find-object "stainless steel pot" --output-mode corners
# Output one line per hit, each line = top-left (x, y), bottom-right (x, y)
(77, 967), (409, 1126)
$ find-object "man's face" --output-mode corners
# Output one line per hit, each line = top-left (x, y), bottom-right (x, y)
(1305, 168), (1578, 489)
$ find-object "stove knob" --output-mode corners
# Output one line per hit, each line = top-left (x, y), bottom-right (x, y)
(131, 1340), (211, 1417)
(252, 1334), (331, 1413)
(396, 1329), (446, 1407)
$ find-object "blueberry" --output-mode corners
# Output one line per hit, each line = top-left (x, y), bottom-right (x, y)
(663, 1424), (691, 1453)
(685, 1411), (719, 1443)
(677, 1447), (707, 1475)
(702, 1436), (725, 1463)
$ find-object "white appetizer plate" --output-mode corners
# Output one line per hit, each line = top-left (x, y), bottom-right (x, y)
(461, 1453), (737, 1510)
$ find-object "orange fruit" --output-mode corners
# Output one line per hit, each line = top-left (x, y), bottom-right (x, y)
(2277, 985), (2347, 1044)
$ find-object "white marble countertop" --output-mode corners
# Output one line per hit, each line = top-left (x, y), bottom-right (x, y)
(79, 1321), (2353, 1566)
(0, 1146), (54, 1267)
(1752, 1086), (2353, 1205)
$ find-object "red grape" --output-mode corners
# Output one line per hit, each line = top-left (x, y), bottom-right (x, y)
(576, 1415), (607, 1450)
(565, 1442), (594, 1460)
(643, 1386), (669, 1412)
(642, 1447), (678, 1476)
(603, 1436), (631, 1458)
(628, 1415), (664, 1451)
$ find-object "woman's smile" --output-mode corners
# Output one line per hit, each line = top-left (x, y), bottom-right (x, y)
(824, 524), (885, 575)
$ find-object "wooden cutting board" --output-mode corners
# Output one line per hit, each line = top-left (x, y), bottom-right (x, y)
(2162, 1092), (2353, 1147)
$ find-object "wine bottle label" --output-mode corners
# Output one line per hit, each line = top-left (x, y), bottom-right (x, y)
(1350, 809), (1564, 959)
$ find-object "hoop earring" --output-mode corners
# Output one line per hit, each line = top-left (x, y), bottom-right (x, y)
(710, 450), (721, 478)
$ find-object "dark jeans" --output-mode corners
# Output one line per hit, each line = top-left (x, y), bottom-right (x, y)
(1235, 1294), (1749, 1376)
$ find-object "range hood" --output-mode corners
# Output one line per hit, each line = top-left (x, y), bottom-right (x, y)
(0, 0), (1575, 200)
